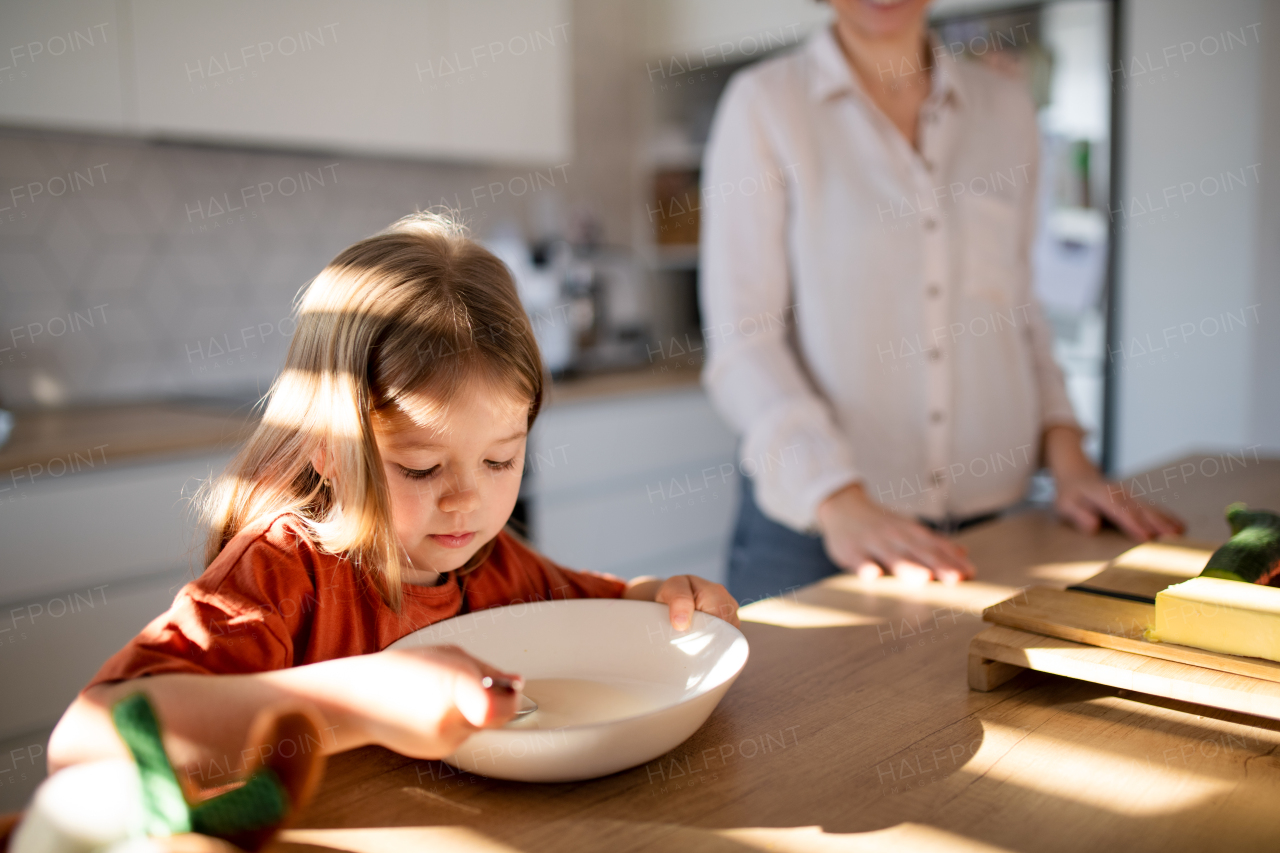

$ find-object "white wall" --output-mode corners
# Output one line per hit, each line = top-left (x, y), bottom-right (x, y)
(1112, 0), (1277, 474)
(1249, 0), (1280, 446)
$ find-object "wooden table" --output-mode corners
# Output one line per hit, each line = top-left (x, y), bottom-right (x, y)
(277, 453), (1280, 853)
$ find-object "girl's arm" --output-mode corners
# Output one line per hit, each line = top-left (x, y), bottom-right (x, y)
(48, 645), (522, 780)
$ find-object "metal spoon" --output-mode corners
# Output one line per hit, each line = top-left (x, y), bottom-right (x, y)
(481, 675), (539, 716)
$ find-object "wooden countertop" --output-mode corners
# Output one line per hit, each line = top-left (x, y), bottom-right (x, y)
(544, 361), (702, 405)
(274, 454), (1280, 853)
(0, 366), (702, 474)
(0, 401), (260, 473)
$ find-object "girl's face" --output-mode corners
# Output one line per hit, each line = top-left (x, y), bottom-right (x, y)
(372, 378), (530, 577)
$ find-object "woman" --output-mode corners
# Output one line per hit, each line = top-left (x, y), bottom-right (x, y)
(699, 0), (1182, 603)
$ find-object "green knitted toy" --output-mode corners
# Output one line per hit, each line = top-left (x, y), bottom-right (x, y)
(111, 693), (291, 840)
(1199, 503), (1280, 586)
(10, 694), (325, 853)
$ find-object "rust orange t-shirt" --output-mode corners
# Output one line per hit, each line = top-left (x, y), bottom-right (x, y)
(87, 513), (627, 688)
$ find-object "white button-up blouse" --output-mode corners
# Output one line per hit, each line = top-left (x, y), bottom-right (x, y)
(699, 27), (1079, 532)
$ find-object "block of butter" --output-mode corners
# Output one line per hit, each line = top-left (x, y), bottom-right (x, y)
(1148, 577), (1280, 662)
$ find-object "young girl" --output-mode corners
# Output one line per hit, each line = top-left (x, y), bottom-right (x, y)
(47, 212), (739, 778)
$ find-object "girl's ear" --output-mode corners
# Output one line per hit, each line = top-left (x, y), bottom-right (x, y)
(310, 443), (332, 480)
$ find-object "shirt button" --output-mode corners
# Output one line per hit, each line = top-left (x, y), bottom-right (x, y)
(927, 285), (940, 298)
(930, 410), (945, 423)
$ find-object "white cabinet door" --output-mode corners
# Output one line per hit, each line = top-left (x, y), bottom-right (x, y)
(0, 0), (571, 165)
(0, 569), (188, 741)
(0, 0), (126, 133)
(0, 452), (232, 605)
(527, 387), (740, 583)
(0, 451), (233, 740)
(129, 0), (571, 163)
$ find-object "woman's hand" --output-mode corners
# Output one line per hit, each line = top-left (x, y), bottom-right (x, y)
(1044, 425), (1185, 540)
(319, 644), (522, 761)
(1054, 471), (1185, 539)
(625, 575), (740, 630)
(816, 482), (976, 584)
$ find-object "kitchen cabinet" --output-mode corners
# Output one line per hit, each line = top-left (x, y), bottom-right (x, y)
(526, 383), (739, 584)
(0, 451), (232, 740)
(640, 0), (829, 62)
(0, 0), (570, 165)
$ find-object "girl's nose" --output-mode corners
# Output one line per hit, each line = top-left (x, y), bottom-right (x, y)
(439, 487), (481, 514)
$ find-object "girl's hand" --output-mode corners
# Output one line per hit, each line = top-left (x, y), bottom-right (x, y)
(625, 575), (740, 630)
(330, 644), (522, 760)
(817, 482), (976, 583)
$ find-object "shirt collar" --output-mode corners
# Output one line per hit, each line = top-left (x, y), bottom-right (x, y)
(807, 25), (966, 109)
(926, 34), (966, 109)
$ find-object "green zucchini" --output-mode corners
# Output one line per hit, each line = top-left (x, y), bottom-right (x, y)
(1199, 503), (1280, 585)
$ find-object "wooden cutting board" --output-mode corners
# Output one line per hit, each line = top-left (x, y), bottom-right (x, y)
(983, 586), (1280, 683)
(968, 539), (1280, 720)
(1064, 540), (1215, 602)
(969, 625), (1280, 722)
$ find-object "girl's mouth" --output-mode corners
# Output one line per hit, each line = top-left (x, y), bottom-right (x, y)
(430, 531), (476, 548)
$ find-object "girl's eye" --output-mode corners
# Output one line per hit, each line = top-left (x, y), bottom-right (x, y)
(398, 464), (440, 481)
(485, 458), (517, 471)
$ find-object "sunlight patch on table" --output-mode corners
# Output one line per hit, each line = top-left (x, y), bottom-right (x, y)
(1110, 542), (1214, 575)
(718, 822), (1014, 852)
(282, 827), (520, 853)
(967, 721), (1233, 815)
(820, 574), (1024, 613)
(740, 596), (886, 629)
(1026, 560), (1108, 583)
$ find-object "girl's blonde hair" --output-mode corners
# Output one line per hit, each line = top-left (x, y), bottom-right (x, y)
(200, 212), (544, 609)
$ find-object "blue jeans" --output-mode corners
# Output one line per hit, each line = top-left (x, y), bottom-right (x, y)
(727, 478), (840, 605)
(727, 478), (1000, 605)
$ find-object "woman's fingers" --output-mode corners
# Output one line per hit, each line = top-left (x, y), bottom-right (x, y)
(1094, 493), (1160, 540)
(916, 532), (976, 578)
(1058, 493), (1102, 535)
(884, 559), (934, 585)
(1060, 478), (1186, 542)
(933, 566), (966, 585)
(822, 497), (976, 584)
(894, 526), (975, 580)
(1142, 504), (1186, 536)
(841, 523), (975, 583)
(855, 561), (884, 581)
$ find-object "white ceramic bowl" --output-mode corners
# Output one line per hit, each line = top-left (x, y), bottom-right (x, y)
(387, 598), (749, 782)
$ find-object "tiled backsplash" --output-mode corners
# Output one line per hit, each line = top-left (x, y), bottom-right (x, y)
(0, 129), (576, 407)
